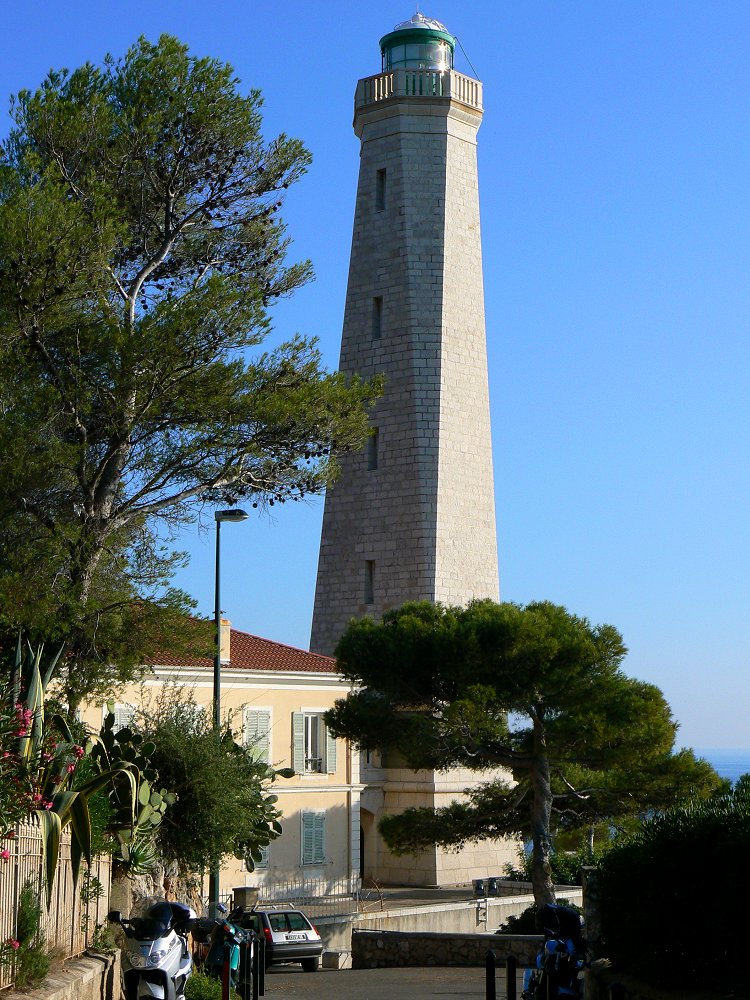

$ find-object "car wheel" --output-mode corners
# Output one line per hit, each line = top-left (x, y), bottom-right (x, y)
(301, 958), (319, 973)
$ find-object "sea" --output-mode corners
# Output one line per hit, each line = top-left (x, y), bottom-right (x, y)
(694, 748), (750, 785)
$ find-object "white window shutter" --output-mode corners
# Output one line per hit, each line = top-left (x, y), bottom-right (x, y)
(109, 703), (135, 733)
(325, 724), (337, 774)
(292, 712), (305, 774)
(244, 709), (270, 763)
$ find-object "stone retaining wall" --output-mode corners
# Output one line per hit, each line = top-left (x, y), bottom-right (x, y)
(1, 951), (120, 1000)
(352, 929), (542, 969)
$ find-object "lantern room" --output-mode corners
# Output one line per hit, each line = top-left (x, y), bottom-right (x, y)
(379, 12), (456, 73)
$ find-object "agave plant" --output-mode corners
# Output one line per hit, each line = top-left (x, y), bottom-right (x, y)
(9, 639), (139, 905)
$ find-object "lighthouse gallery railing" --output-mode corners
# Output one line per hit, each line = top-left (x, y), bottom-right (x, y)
(355, 69), (483, 112)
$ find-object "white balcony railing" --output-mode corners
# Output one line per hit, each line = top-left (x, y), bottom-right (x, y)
(355, 69), (483, 113)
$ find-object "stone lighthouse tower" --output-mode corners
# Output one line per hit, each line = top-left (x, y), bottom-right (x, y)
(311, 13), (499, 655)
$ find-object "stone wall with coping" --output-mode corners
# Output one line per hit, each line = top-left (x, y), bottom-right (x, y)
(315, 887), (583, 953)
(352, 929), (541, 968)
(1, 951), (120, 1000)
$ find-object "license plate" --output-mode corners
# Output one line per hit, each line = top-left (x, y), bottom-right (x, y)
(286, 932), (307, 940)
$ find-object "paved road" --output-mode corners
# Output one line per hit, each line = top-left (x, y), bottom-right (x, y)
(264, 965), (523, 999)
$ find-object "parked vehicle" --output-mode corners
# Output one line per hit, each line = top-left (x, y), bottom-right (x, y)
(236, 904), (323, 972)
(201, 903), (250, 987)
(521, 903), (585, 1000)
(108, 897), (196, 1000)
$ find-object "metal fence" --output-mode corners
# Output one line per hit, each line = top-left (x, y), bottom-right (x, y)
(252, 875), (374, 919)
(0, 817), (112, 990)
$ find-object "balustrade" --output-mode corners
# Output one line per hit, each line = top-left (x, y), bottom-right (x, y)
(355, 69), (483, 112)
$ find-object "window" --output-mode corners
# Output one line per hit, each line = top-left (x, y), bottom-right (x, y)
(364, 560), (375, 605)
(105, 703), (136, 733)
(244, 708), (271, 764)
(292, 712), (337, 775)
(372, 296), (383, 339)
(375, 168), (386, 211)
(367, 428), (379, 471)
(301, 811), (326, 865)
(242, 844), (269, 870)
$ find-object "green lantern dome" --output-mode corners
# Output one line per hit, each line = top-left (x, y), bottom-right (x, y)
(380, 13), (455, 72)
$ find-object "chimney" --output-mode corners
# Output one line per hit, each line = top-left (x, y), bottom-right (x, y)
(220, 618), (231, 663)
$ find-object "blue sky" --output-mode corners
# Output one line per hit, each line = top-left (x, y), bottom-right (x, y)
(2, 2), (749, 749)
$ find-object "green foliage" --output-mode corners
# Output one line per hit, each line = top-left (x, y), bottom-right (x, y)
(89, 921), (118, 955)
(0, 34), (380, 711)
(503, 845), (604, 887)
(185, 969), (240, 1000)
(90, 705), (175, 873)
(139, 688), (286, 873)
(327, 600), (721, 906)
(10, 880), (50, 989)
(2, 639), (139, 903)
(498, 900), (581, 934)
(596, 787), (750, 993)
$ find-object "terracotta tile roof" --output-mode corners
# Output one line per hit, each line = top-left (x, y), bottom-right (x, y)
(150, 627), (338, 674)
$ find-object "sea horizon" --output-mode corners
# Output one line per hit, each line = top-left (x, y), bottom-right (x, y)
(692, 747), (750, 785)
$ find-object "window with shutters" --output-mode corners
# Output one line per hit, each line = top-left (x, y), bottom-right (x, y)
(105, 703), (136, 732)
(292, 712), (337, 775)
(243, 708), (271, 764)
(301, 811), (326, 865)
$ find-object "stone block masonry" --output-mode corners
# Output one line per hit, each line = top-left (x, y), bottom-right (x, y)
(311, 81), (499, 656)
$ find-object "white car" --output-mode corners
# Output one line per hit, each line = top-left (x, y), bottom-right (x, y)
(239, 906), (323, 972)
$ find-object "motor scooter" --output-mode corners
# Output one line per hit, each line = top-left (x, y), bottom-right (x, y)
(521, 903), (585, 1000)
(108, 897), (196, 1000)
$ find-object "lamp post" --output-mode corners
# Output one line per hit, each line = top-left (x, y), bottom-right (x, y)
(209, 508), (249, 907)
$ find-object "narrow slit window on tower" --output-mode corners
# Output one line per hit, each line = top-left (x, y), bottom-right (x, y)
(375, 168), (386, 211)
(364, 560), (375, 605)
(372, 296), (383, 339)
(367, 428), (379, 470)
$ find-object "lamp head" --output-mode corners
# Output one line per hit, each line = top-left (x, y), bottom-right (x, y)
(215, 509), (250, 523)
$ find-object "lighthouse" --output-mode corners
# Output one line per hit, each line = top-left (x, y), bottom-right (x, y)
(311, 13), (499, 655)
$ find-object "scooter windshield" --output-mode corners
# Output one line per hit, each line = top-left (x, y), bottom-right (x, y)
(131, 901), (174, 940)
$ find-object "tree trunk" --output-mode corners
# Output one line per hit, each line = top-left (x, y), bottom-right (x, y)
(529, 718), (555, 908)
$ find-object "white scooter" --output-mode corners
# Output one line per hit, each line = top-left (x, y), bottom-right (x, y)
(108, 897), (196, 1000)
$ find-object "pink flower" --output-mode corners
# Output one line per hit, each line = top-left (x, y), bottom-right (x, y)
(43, 800), (53, 810)
(0, 849), (10, 860)
(66, 763), (76, 774)
(6, 938), (20, 950)
(73, 745), (85, 759)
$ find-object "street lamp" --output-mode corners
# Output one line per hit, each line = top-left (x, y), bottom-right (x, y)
(209, 507), (249, 907)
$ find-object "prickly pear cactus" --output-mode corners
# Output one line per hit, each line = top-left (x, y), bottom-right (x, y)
(93, 706), (177, 869)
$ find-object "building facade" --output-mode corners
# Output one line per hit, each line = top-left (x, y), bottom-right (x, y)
(81, 625), (362, 897)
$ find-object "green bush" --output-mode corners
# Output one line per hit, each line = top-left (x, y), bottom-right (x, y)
(498, 899), (582, 934)
(596, 788), (750, 992)
(503, 845), (603, 886)
(11, 880), (50, 989)
(185, 970), (239, 1000)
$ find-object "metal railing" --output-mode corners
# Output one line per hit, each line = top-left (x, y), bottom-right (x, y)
(252, 875), (366, 918)
(0, 817), (112, 990)
(355, 69), (483, 112)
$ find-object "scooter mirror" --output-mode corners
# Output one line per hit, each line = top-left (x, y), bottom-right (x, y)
(107, 910), (122, 923)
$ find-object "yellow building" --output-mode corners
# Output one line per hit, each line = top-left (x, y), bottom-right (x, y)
(81, 623), (362, 896)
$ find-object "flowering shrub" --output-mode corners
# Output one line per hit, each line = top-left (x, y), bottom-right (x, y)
(0, 685), (37, 837)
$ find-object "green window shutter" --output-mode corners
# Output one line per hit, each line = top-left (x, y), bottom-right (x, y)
(313, 813), (325, 863)
(302, 811), (325, 864)
(325, 724), (337, 774)
(244, 709), (270, 763)
(292, 712), (305, 774)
